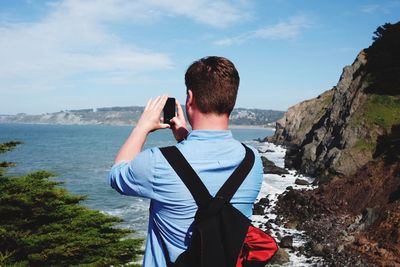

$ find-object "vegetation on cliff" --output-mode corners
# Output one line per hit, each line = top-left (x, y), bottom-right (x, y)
(363, 94), (400, 129)
(364, 22), (400, 96)
(0, 142), (143, 266)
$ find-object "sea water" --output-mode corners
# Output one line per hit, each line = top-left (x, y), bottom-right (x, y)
(0, 124), (272, 236)
(0, 123), (319, 266)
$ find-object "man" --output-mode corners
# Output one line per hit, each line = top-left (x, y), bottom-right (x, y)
(109, 56), (263, 267)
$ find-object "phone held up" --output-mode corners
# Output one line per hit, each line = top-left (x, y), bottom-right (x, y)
(163, 97), (175, 125)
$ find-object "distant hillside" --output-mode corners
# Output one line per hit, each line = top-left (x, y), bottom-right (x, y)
(0, 106), (284, 127)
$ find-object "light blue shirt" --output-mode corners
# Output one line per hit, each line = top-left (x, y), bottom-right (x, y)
(109, 130), (263, 267)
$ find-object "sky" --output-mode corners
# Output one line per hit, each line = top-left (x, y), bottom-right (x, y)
(0, 0), (399, 115)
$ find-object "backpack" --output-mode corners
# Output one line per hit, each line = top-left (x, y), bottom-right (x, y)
(159, 143), (278, 267)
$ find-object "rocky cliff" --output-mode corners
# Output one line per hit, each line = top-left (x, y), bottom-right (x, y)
(270, 22), (400, 266)
(269, 23), (400, 180)
(269, 88), (334, 147)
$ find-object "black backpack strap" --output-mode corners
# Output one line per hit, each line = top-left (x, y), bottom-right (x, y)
(160, 144), (255, 205)
(159, 146), (212, 207)
(215, 144), (255, 202)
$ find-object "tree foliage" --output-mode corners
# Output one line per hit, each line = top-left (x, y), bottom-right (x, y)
(0, 141), (23, 154)
(365, 21), (400, 95)
(0, 142), (143, 266)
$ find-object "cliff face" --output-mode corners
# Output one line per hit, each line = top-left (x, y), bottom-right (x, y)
(270, 45), (399, 179)
(271, 52), (374, 178)
(272, 22), (400, 265)
(268, 89), (334, 146)
(297, 52), (376, 178)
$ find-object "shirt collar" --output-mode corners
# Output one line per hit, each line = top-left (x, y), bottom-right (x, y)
(186, 130), (233, 141)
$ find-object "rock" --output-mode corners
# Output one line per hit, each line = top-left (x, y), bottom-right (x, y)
(348, 208), (380, 232)
(252, 204), (265, 215)
(264, 228), (273, 235)
(265, 222), (274, 229)
(253, 197), (270, 215)
(343, 235), (355, 244)
(378, 248), (388, 257)
(257, 197), (270, 207)
(360, 208), (379, 229)
(355, 236), (369, 246)
(268, 50), (378, 179)
(279, 236), (293, 248)
(284, 221), (298, 229)
(259, 149), (274, 153)
(275, 232), (282, 241)
(295, 178), (310, 186)
(267, 87), (335, 148)
(266, 248), (290, 265)
(310, 242), (325, 257)
(261, 156), (289, 175)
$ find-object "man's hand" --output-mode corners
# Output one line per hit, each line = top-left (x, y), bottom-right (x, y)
(136, 95), (171, 133)
(114, 95), (170, 163)
(170, 99), (189, 142)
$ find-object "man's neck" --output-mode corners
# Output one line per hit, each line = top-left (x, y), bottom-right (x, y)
(190, 112), (229, 130)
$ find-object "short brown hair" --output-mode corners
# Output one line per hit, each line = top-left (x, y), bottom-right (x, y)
(185, 56), (240, 115)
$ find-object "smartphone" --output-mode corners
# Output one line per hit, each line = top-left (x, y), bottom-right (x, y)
(163, 97), (175, 125)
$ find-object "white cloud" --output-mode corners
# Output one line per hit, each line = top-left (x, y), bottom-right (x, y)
(145, 0), (249, 28)
(360, 4), (380, 13)
(214, 16), (311, 46)
(360, 1), (400, 14)
(0, 0), (249, 93)
(0, 0), (175, 92)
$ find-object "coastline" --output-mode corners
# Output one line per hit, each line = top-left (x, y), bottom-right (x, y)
(252, 141), (321, 266)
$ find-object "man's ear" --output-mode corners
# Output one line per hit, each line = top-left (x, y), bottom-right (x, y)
(186, 89), (194, 108)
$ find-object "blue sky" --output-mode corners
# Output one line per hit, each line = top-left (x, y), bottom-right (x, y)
(0, 0), (399, 115)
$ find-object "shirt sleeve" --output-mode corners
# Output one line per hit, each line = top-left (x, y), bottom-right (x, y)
(108, 147), (157, 199)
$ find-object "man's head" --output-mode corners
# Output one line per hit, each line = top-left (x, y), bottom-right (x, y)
(185, 56), (240, 116)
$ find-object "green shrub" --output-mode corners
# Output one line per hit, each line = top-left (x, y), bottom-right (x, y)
(353, 140), (376, 151)
(0, 142), (143, 266)
(0, 141), (23, 154)
(364, 94), (400, 129)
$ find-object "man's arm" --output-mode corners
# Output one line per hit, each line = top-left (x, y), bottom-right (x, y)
(114, 95), (189, 164)
(114, 95), (170, 164)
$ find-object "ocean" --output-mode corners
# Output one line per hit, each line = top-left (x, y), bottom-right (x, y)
(0, 123), (273, 238)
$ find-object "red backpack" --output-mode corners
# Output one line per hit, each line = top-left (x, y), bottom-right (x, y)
(159, 144), (278, 267)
